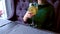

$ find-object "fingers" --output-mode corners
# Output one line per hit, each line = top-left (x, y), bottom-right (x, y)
(23, 11), (34, 22)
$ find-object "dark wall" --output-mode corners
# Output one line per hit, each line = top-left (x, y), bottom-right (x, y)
(9, 0), (19, 21)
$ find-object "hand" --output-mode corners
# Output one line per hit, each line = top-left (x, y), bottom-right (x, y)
(23, 11), (34, 22)
(27, 11), (34, 18)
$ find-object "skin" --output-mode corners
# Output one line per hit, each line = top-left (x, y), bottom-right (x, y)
(23, 0), (47, 22)
(38, 0), (47, 5)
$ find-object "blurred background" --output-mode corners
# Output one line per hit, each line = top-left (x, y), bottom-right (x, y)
(0, 0), (60, 33)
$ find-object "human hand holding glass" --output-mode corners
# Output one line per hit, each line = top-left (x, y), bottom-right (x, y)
(23, 6), (38, 22)
(23, 11), (33, 22)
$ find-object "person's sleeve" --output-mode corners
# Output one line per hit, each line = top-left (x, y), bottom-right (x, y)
(37, 8), (49, 23)
(41, 7), (55, 28)
(40, 7), (54, 23)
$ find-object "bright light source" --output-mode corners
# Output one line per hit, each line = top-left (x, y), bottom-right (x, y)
(0, 0), (7, 19)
